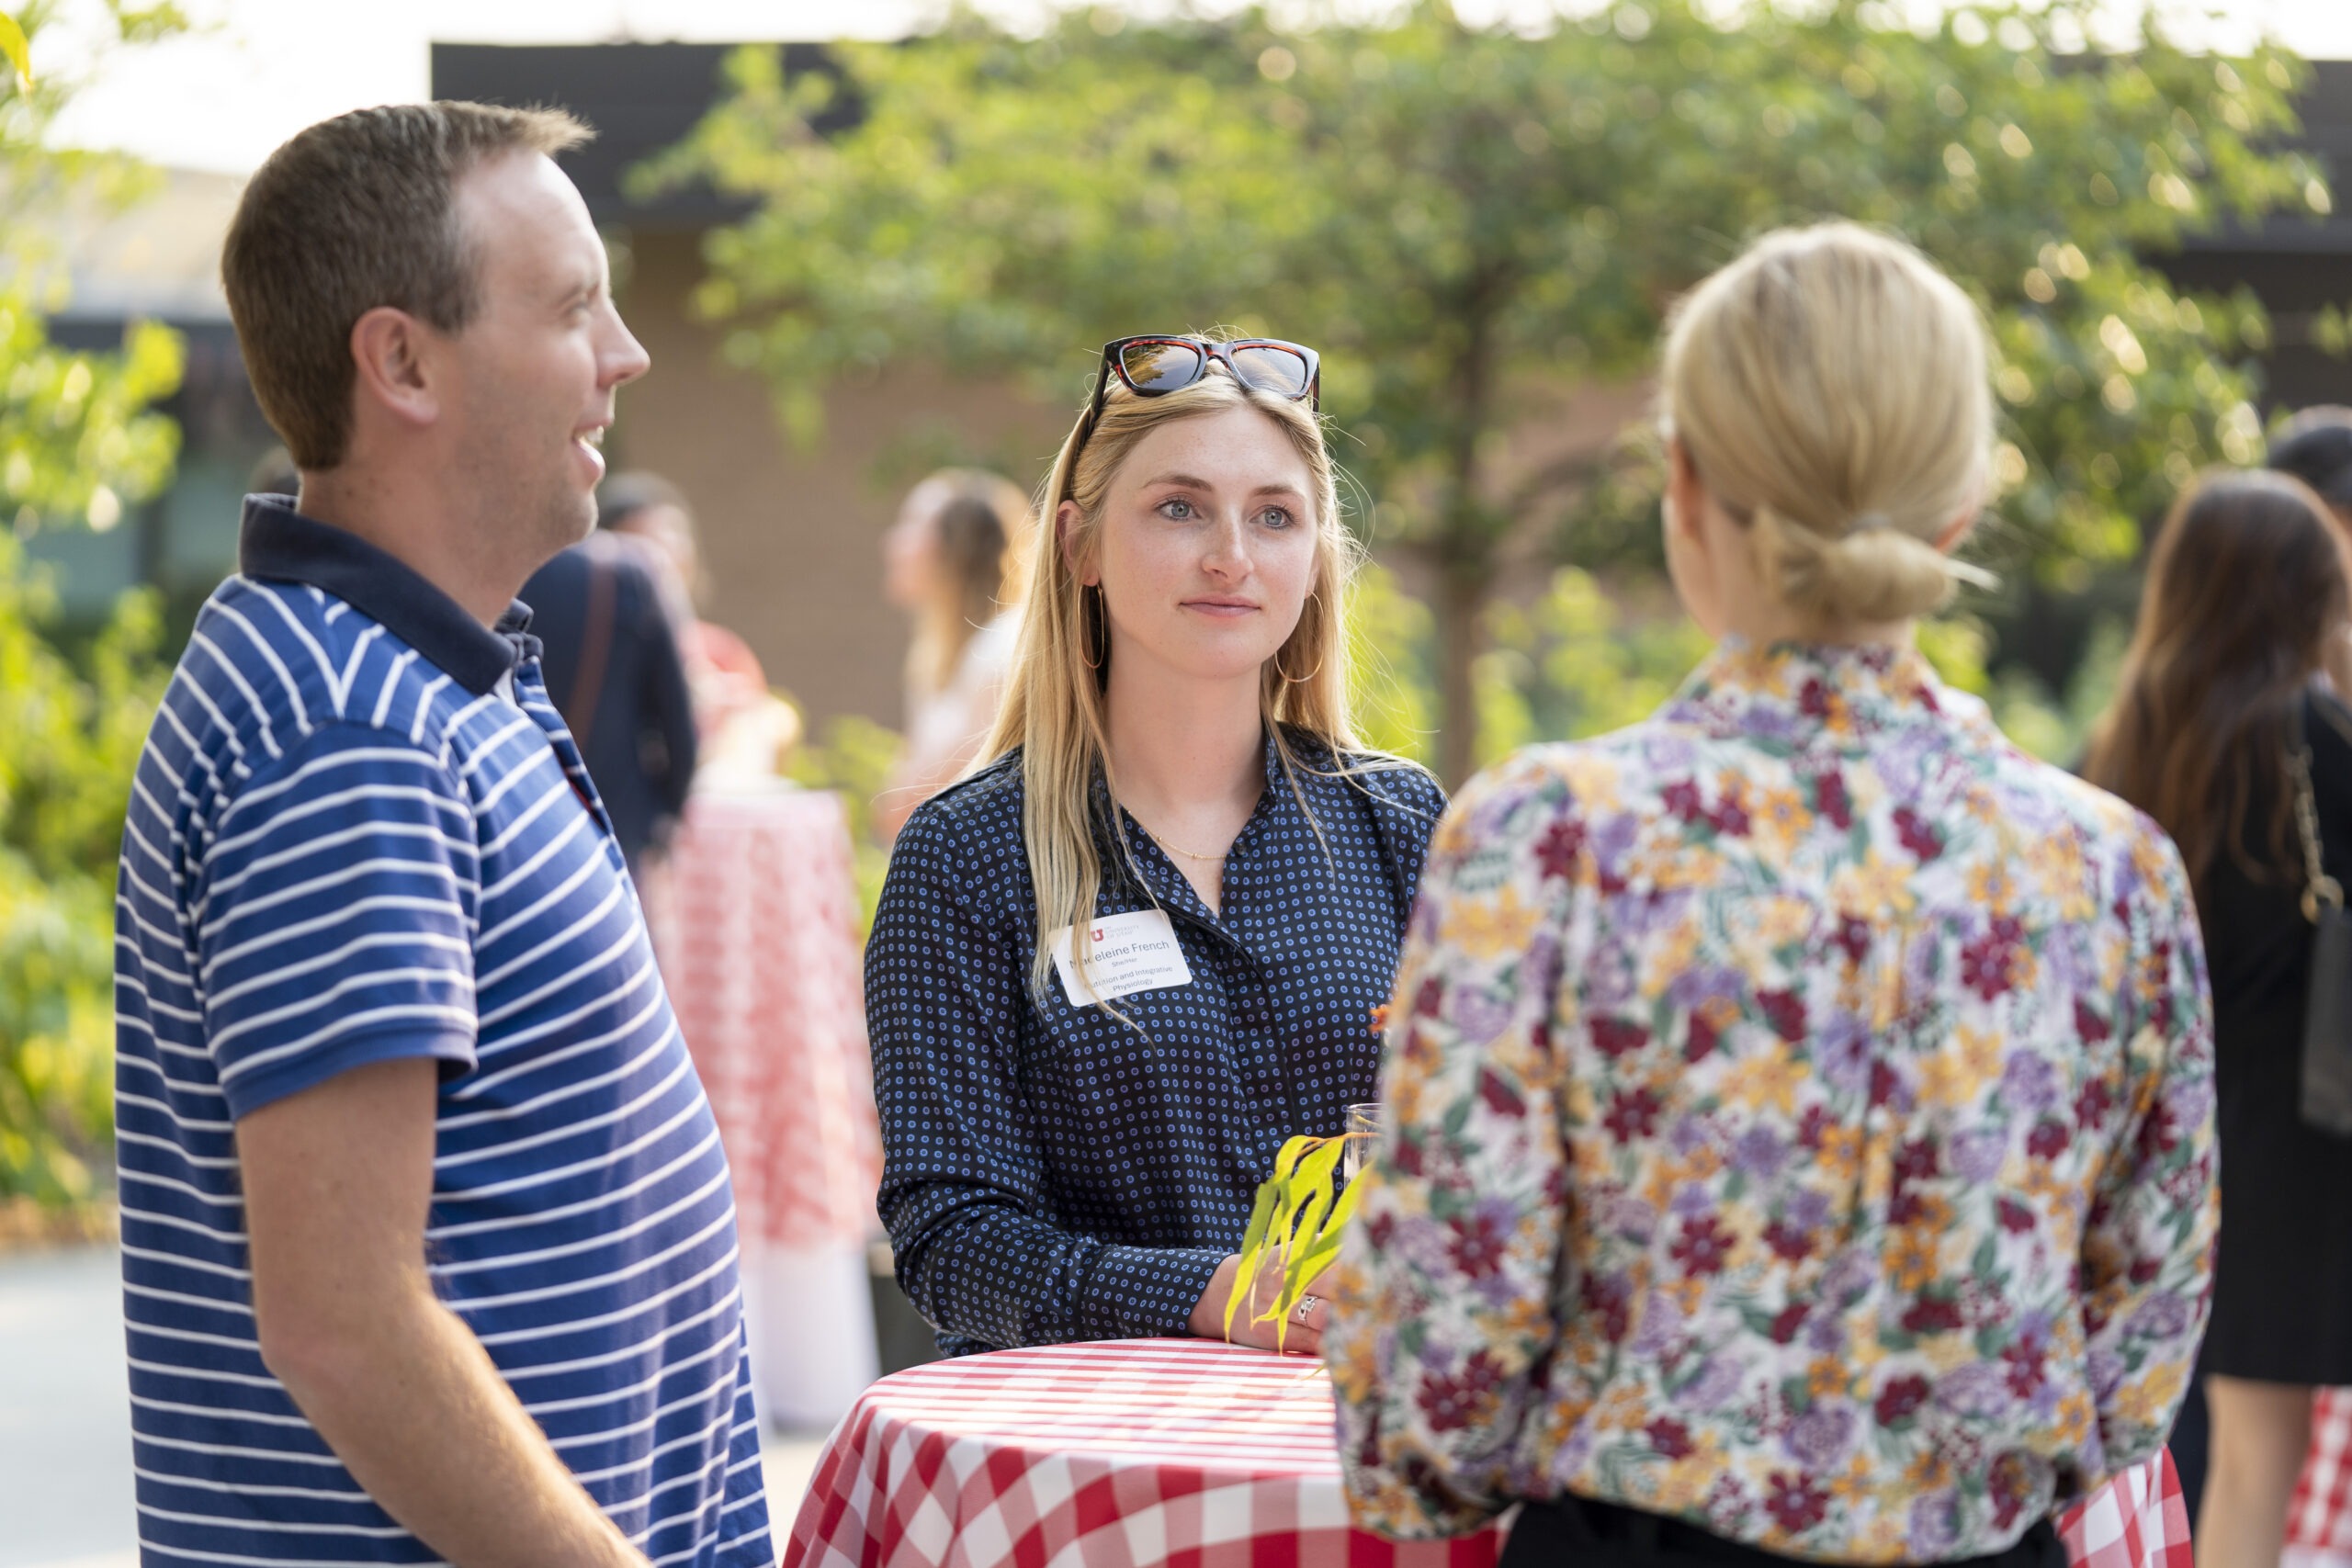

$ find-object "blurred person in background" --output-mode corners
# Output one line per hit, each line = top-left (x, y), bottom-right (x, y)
(2267, 406), (2352, 526)
(876, 468), (1033, 839)
(2268, 407), (2352, 697)
(1329, 224), (2215, 1565)
(596, 471), (796, 787)
(598, 468), (783, 753)
(2084, 470), (2352, 1568)
(523, 487), (698, 875)
(2163, 409), (2352, 1529)
(866, 335), (1444, 1359)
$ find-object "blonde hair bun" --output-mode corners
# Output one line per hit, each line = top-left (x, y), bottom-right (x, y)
(1663, 223), (1997, 627)
(1751, 503), (1988, 624)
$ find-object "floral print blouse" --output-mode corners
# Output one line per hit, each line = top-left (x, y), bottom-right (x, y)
(1326, 640), (2216, 1563)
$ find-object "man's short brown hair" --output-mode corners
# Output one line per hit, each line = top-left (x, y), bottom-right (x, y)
(222, 102), (592, 470)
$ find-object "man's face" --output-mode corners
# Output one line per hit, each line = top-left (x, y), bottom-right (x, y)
(441, 151), (649, 565)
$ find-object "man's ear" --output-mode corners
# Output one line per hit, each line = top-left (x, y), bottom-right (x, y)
(1057, 500), (1098, 587)
(347, 306), (440, 434)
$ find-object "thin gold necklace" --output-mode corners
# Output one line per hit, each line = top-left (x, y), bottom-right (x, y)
(1125, 808), (1227, 863)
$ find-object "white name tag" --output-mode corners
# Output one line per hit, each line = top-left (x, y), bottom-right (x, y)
(1049, 908), (1195, 1008)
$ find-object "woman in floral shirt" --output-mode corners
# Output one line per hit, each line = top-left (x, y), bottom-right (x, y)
(1326, 225), (2216, 1565)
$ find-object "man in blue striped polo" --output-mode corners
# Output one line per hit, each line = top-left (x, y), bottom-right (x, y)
(112, 103), (772, 1567)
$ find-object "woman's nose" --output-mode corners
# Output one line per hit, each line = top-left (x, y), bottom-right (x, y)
(1201, 513), (1251, 576)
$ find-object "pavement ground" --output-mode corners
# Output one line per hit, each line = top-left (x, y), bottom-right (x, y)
(0, 1246), (827, 1568)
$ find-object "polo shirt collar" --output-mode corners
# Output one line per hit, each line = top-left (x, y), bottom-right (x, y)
(237, 493), (533, 695)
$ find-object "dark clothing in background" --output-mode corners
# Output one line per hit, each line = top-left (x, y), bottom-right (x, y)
(521, 534), (697, 869)
(2198, 685), (2352, 1383)
(1499, 1495), (2065, 1567)
(2168, 1379), (2209, 1531)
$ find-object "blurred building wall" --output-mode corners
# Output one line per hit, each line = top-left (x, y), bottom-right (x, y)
(613, 227), (1069, 728)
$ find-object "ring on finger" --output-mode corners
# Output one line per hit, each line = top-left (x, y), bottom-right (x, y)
(1295, 1293), (1321, 1325)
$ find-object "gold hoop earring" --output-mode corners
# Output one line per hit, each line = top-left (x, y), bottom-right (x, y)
(1274, 592), (1324, 684)
(1080, 584), (1107, 671)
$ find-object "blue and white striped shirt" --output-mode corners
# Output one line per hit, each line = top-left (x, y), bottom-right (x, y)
(113, 497), (771, 1568)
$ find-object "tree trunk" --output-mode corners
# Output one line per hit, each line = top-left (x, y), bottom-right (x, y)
(1433, 558), (1491, 790)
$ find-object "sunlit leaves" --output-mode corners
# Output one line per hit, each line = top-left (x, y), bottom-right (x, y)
(0, 303), (180, 532)
(0, 525), (164, 1203)
(0, 12), (30, 94)
(1225, 1132), (1361, 1349)
(0, 1), (187, 1205)
(667, 0), (2324, 764)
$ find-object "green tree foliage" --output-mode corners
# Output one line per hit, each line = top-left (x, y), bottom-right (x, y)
(669, 0), (2319, 783)
(0, 2), (186, 1207)
(786, 711), (903, 937)
(1477, 569), (1715, 770)
(0, 535), (164, 1203)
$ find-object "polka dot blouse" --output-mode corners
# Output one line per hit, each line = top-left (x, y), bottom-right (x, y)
(866, 728), (1444, 1357)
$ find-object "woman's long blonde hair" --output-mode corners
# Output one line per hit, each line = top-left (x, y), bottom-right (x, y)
(1660, 221), (1996, 626)
(981, 362), (1361, 998)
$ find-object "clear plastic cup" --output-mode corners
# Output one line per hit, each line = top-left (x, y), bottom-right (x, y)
(1342, 1101), (1383, 1183)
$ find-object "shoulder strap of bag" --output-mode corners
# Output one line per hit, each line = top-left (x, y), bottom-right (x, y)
(2290, 695), (2344, 924)
(566, 548), (617, 751)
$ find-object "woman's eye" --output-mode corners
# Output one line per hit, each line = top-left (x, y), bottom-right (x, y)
(1257, 506), (1295, 530)
(1158, 498), (1196, 521)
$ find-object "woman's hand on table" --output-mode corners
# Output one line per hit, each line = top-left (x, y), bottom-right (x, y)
(1188, 1254), (1336, 1356)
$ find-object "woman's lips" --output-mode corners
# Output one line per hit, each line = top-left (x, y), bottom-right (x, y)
(1182, 598), (1259, 617)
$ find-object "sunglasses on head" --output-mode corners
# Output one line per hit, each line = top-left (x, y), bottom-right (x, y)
(1083, 334), (1322, 434)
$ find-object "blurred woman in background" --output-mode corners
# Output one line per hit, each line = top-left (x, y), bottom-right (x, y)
(876, 468), (1034, 839)
(2270, 407), (2352, 699)
(2084, 469), (2352, 1568)
(1329, 224), (2216, 1565)
(598, 471), (783, 756)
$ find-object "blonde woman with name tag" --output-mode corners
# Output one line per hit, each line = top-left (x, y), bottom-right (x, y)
(865, 333), (1443, 1358)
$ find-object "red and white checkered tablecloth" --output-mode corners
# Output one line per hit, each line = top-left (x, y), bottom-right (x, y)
(645, 786), (878, 1250)
(2288, 1388), (2352, 1565)
(783, 1337), (2188, 1568)
(2061, 1448), (2191, 1568)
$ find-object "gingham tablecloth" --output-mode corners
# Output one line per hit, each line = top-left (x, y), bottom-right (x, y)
(783, 1337), (2188, 1568)
(644, 785), (877, 1249)
(2288, 1387), (2352, 1566)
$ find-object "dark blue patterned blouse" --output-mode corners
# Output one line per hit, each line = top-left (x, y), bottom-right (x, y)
(867, 728), (1444, 1357)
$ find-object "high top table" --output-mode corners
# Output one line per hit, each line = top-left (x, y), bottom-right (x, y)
(782, 1338), (2190, 1568)
(2289, 1387), (2352, 1565)
(644, 784), (882, 1428)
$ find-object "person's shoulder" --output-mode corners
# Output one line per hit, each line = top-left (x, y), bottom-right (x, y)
(1318, 741), (1447, 821)
(521, 541), (583, 588)
(522, 533), (662, 599)
(175, 576), (424, 808)
(964, 612), (1021, 669)
(187, 573), (341, 726)
(2306, 685), (2352, 768)
(883, 752), (1029, 911)
(897, 751), (1026, 852)
(1985, 739), (2195, 906)
(1446, 740), (1596, 820)
(210, 577), (505, 789)
(1464, 719), (1659, 807)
